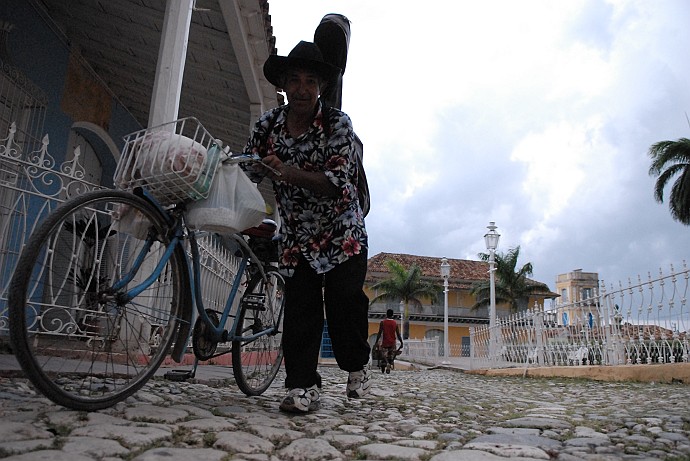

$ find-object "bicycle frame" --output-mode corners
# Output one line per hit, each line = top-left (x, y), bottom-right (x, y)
(187, 230), (273, 344)
(113, 188), (277, 362)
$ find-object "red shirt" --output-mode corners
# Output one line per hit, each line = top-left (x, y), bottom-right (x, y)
(381, 318), (399, 347)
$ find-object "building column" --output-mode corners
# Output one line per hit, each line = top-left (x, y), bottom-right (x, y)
(148, 0), (194, 127)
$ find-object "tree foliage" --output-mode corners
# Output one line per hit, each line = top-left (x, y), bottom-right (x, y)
(648, 137), (690, 224)
(470, 246), (546, 312)
(369, 259), (440, 338)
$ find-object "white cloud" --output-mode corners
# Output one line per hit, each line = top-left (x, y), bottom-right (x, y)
(268, 0), (690, 288)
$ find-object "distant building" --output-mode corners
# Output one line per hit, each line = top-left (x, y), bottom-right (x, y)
(553, 269), (600, 327)
(363, 252), (558, 356)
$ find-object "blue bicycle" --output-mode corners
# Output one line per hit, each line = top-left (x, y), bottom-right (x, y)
(8, 118), (285, 410)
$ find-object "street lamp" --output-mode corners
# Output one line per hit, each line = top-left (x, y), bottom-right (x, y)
(484, 221), (500, 360)
(440, 257), (451, 360)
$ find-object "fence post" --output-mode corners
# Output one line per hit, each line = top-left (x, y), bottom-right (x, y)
(432, 337), (439, 363)
(601, 284), (612, 365)
(534, 305), (544, 366)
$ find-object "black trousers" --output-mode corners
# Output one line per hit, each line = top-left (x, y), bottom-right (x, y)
(282, 251), (370, 389)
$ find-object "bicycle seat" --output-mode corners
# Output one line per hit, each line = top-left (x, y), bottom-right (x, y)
(242, 219), (278, 239)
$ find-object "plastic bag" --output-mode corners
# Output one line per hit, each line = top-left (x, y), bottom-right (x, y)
(111, 204), (151, 240)
(141, 131), (206, 177)
(186, 163), (266, 234)
(119, 131), (207, 184)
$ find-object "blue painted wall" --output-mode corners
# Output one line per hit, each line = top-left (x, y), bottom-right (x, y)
(1, 0), (142, 170)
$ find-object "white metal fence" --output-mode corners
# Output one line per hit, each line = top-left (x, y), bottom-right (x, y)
(397, 263), (690, 370)
(0, 122), (242, 351)
(470, 262), (690, 368)
(0, 122), (104, 339)
(398, 338), (439, 366)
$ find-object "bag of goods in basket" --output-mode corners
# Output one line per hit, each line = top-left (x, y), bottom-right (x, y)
(186, 163), (266, 234)
(117, 130), (216, 202)
(187, 143), (222, 201)
(139, 131), (206, 178)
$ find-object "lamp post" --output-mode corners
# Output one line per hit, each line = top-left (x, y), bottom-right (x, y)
(484, 221), (500, 360)
(440, 258), (451, 360)
(399, 300), (406, 339)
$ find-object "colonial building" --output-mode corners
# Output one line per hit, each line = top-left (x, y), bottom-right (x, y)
(553, 269), (600, 327)
(0, 0), (278, 205)
(364, 252), (558, 356)
(0, 0), (279, 349)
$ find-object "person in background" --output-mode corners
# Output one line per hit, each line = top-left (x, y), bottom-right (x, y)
(375, 309), (404, 374)
(243, 41), (370, 414)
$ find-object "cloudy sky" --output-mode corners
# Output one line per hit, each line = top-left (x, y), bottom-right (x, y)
(268, 0), (690, 294)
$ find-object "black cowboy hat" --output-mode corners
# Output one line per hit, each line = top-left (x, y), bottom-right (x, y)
(263, 41), (341, 88)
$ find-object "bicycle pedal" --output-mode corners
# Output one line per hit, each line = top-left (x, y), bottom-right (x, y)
(241, 294), (266, 311)
(164, 370), (195, 381)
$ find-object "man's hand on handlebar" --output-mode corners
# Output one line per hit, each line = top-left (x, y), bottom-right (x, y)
(223, 152), (282, 179)
(258, 154), (285, 181)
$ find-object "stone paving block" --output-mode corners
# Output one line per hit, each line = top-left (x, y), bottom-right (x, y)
(131, 447), (228, 461)
(0, 365), (689, 460)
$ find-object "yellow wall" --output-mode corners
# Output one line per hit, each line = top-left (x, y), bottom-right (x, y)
(449, 325), (470, 343)
(367, 320), (472, 344)
(364, 278), (552, 348)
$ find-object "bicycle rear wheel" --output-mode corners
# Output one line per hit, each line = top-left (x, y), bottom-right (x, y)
(8, 190), (186, 410)
(232, 267), (284, 395)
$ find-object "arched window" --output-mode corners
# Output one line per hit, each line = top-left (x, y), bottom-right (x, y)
(69, 121), (119, 187)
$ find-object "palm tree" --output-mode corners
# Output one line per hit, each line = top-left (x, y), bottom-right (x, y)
(369, 259), (440, 339)
(470, 246), (547, 312)
(648, 137), (690, 224)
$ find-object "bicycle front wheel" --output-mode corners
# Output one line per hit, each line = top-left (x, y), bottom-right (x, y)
(232, 267), (285, 395)
(8, 190), (186, 411)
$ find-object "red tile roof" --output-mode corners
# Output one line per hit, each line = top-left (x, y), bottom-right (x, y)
(367, 252), (555, 295)
(368, 252), (487, 280)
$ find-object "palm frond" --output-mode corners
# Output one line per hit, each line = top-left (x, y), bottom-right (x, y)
(370, 259), (441, 306)
(471, 245), (542, 312)
(648, 137), (690, 225)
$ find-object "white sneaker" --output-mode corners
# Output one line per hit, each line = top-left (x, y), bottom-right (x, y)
(346, 369), (371, 398)
(279, 384), (321, 413)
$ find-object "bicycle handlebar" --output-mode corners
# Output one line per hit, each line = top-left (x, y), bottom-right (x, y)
(221, 152), (281, 177)
(221, 152), (258, 164)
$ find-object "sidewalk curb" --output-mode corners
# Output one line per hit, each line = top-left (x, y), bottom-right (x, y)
(464, 362), (690, 384)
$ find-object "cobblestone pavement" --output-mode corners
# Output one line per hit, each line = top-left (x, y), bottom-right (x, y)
(1, 365), (689, 461)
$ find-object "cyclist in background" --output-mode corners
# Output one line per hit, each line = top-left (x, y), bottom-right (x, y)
(375, 309), (404, 374)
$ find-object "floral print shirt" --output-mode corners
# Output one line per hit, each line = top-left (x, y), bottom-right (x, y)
(243, 102), (368, 275)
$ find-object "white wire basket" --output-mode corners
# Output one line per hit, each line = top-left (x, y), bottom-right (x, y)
(114, 117), (222, 206)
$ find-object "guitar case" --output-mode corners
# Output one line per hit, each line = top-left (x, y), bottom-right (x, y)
(314, 13), (350, 109)
(314, 14), (370, 217)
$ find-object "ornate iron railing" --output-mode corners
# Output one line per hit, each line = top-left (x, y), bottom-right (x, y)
(0, 122), (103, 338)
(0, 122), (241, 355)
(470, 262), (690, 368)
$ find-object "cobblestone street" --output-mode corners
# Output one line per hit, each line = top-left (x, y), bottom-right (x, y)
(1, 364), (689, 460)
